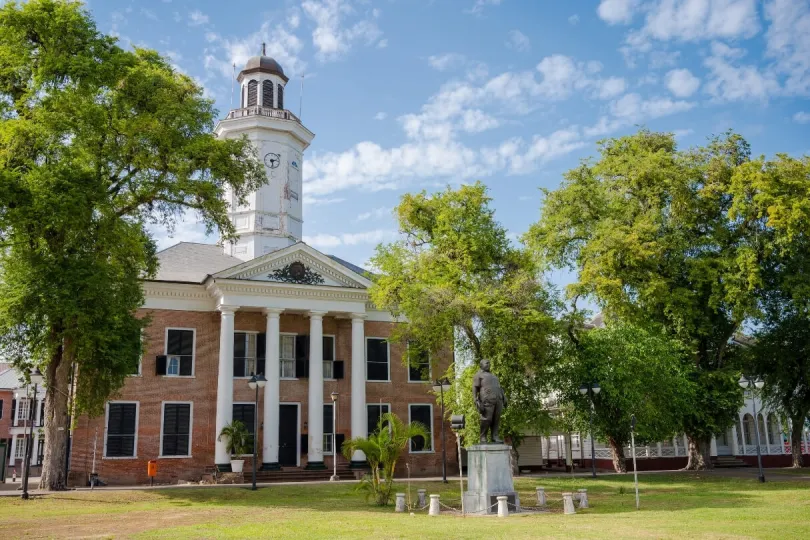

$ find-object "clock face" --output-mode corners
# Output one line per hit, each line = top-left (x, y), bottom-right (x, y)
(264, 153), (281, 169)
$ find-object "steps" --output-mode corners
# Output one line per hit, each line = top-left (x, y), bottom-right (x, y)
(712, 455), (749, 468)
(254, 465), (361, 483)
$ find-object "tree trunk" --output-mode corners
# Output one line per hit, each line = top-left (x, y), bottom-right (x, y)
(39, 343), (72, 491)
(684, 434), (713, 470)
(608, 437), (627, 473)
(790, 414), (805, 468)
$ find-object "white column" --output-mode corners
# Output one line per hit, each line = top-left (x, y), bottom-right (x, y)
(777, 417), (786, 454)
(710, 435), (717, 456)
(350, 313), (367, 464)
(215, 305), (237, 469)
(731, 424), (740, 456)
(761, 414), (770, 454)
(30, 431), (39, 467)
(263, 308), (283, 469)
(307, 311), (326, 468)
(740, 415), (748, 454)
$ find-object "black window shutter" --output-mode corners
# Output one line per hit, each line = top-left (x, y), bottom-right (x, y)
(295, 359), (309, 378)
(233, 357), (245, 378)
(11, 399), (16, 425)
(179, 356), (193, 376)
(233, 333), (246, 358)
(39, 400), (45, 426)
(295, 335), (310, 378)
(300, 434), (308, 455)
(278, 84), (284, 109)
(256, 358), (266, 376)
(0, 399), (3, 420)
(336, 434), (345, 453)
(323, 404), (334, 434)
(323, 336), (334, 361)
(333, 361), (344, 379)
(247, 80), (258, 107)
(256, 333), (266, 375)
(156, 355), (167, 375)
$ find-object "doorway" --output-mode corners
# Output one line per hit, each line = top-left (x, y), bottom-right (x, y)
(279, 404), (299, 467)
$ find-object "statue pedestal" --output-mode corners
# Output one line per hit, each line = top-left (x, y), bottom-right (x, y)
(463, 444), (520, 515)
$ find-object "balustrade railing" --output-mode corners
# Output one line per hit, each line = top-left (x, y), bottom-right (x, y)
(226, 106), (302, 123)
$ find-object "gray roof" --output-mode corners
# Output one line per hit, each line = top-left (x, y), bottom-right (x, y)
(154, 242), (243, 283)
(241, 56), (287, 81)
(327, 255), (372, 278)
(0, 367), (24, 390)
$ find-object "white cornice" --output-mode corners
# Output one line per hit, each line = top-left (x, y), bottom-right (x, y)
(208, 279), (369, 302)
(143, 282), (216, 311)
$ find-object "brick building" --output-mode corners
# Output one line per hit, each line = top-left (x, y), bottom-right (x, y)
(67, 54), (452, 486)
(0, 367), (46, 482)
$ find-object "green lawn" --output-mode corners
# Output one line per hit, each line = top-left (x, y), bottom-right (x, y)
(1, 471), (809, 539)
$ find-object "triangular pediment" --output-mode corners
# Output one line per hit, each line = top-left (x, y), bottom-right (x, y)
(212, 243), (372, 289)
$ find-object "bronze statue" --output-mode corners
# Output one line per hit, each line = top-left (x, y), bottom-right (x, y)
(472, 358), (507, 444)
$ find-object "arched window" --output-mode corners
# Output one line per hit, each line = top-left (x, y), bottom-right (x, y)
(767, 413), (780, 447)
(757, 414), (767, 445)
(743, 414), (755, 446)
(247, 80), (258, 107)
(735, 416), (744, 448)
(277, 83), (284, 110)
(262, 80), (274, 108)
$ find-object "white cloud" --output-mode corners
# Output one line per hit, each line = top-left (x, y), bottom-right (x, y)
(468, 0), (504, 15)
(765, 0), (810, 95)
(377, 39), (388, 49)
(301, 0), (384, 61)
(306, 196), (346, 207)
(374, 112), (387, 120)
(610, 92), (696, 121)
(428, 53), (466, 71)
(673, 128), (694, 138)
(506, 30), (531, 52)
(597, 77), (627, 99)
(665, 68), (701, 97)
(569, 14), (581, 25)
(598, 0), (639, 24)
(704, 51), (780, 101)
(794, 111), (810, 123)
(304, 229), (396, 248)
(188, 10), (209, 26)
(355, 207), (393, 222)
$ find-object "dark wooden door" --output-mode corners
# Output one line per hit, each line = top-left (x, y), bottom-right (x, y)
(279, 404), (298, 467)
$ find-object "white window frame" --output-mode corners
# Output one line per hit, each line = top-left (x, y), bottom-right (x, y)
(16, 397), (31, 425)
(323, 402), (335, 454)
(233, 330), (260, 379)
(366, 337), (391, 383)
(159, 401), (194, 458)
(129, 330), (144, 377)
(408, 403), (434, 454)
(406, 342), (431, 384)
(366, 402), (392, 437)
(13, 435), (26, 460)
(323, 334), (336, 381)
(163, 327), (196, 378)
(280, 332), (297, 380)
(103, 401), (140, 460)
(233, 401), (257, 457)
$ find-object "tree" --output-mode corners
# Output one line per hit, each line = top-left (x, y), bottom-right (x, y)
(526, 130), (771, 469)
(341, 412), (429, 506)
(0, 0), (264, 489)
(369, 182), (559, 448)
(556, 322), (695, 472)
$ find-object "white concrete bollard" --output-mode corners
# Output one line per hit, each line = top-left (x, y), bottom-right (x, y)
(417, 489), (427, 507)
(536, 486), (546, 506)
(395, 493), (406, 512)
(497, 496), (509, 517)
(578, 489), (589, 509)
(428, 494), (440, 516)
(562, 492), (576, 515)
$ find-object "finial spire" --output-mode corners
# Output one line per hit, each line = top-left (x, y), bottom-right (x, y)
(262, 42), (266, 56)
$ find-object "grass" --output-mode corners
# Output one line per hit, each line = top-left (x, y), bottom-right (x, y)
(1, 470), (809, 539)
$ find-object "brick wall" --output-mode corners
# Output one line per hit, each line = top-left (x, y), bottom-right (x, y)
(69, 309), (455, 486)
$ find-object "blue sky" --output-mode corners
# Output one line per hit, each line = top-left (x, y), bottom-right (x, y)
(89, 0), (810, 282)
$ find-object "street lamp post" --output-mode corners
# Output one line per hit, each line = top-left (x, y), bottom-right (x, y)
(248, 374), (267, 491)
(432, 378), (452, 483)
(330, 391), (339, 481)
(739, 375), (766, 483)
(21, 369), (44, 500)
(579, 382), (601, 478)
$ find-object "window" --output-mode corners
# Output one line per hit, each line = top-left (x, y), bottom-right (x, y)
(233, 404), (256, 455)
(367, 403), (390, 437)
(247, 80), (258, 107)
(161, 403), (192, 457)
(234, 332), (260, 378)
(409, 404), (433, 453)
(277, 83), (284, 109)
(39, 400), (45, 427)
(324, 403), (334, 454)
(407, 343), (431, 382)
(14, 437), (26, 459)
(280, 334), (296, 378)
(105, 402), (138, 458)
(366, 338), (389, 381)
(0, 399), (3, 419)
(323, 336), (335, 379)
(262, 80), (274, 108)
(16, 397), (30, 424)
(164, 329), (194, 376)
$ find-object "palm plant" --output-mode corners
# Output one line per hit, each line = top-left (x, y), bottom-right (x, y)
(342, 412), (430, 506)
(218, 420), (250, 456)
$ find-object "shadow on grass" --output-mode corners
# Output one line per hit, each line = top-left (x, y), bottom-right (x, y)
(147, 471), (804, 516)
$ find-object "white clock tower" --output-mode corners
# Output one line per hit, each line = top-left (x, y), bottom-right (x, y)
(215, 49), (315, 261)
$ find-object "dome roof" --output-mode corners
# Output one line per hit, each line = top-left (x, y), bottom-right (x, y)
(241, 56), (286, 80)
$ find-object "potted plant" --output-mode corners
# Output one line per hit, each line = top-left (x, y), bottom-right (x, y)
(218, 420), (250, 473)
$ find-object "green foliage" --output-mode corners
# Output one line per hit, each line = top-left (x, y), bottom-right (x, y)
(556, 322), (695, 471)
(218, 421), (251, 457)
(370, 182), (559, 447)
(526, 129), (776, 464)
(341, 412), (429, 506)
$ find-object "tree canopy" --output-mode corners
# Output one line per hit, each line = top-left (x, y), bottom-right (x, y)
(0, 0), (264, 489)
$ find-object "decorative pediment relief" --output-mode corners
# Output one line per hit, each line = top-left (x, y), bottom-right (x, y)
(268, 261), (325, 285)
